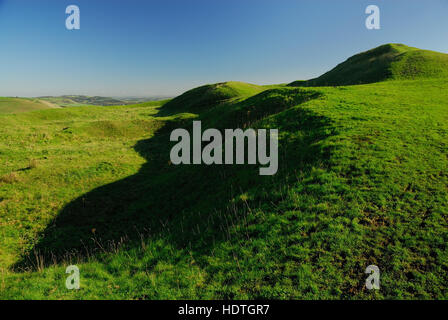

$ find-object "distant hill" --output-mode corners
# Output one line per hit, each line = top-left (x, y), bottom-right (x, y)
(289, 43), (448, 86)
(38, 95), (136, 107)
(0, 95), (170, 114)
(0, 97), (60, 114)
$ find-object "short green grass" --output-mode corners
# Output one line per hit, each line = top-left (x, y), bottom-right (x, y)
(0, 44), (447, 299)
(0, 98), (59, 114)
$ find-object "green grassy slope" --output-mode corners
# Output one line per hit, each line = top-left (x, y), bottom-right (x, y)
(0, 45), (447, 299)
(0, 97), (60, 114)
(160, 81), (267, 116)
(0, 101), (168, 268)
(289, 44), (448, 86)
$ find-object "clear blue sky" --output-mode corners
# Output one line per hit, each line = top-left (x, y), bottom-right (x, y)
(0, 0), (447, 97)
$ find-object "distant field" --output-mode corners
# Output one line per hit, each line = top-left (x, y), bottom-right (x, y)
(0, 97), (60, 114)
(0, 96), (172, 114)
(38, 95), (169, 107)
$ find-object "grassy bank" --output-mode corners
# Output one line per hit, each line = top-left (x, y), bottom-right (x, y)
(1, 76), (447, 299)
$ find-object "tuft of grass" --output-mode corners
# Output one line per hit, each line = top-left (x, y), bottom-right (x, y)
(28, 159), (39, 169)
(0, 172), (20, 184)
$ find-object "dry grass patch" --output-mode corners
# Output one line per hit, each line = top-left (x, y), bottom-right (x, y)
(0, 172), (20, 184)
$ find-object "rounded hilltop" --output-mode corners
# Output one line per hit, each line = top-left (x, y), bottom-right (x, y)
(160, 81), (266, 115)
(289, 43), (448, 87)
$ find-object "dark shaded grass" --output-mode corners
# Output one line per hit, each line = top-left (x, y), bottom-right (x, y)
(14, 88), (330, 272)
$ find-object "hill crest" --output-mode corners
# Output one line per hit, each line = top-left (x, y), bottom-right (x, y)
(160, 81), (265, 115)
(289, 43), (448, 87)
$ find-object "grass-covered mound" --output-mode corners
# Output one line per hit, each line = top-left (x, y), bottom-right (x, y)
(0, 97), (59, 114)
(160, 81), (266, 115)
(289, 44), (448, 86)
(0, 44), (447, 299)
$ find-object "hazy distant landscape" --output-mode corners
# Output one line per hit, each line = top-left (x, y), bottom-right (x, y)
(1, 43), (447, 299)
(0, 95), (171, 114)
(38, 95), (171, 107)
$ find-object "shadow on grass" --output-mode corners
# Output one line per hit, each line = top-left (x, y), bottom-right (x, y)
(13, 88), (335, 271)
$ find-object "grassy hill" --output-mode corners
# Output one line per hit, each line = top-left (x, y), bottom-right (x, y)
(0, 97), (60, 114)
(0, 44), (448, 299)
(289, 43), (448, 86)
(160, 81), (268, 115)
